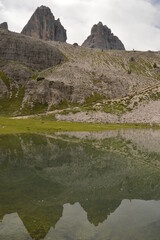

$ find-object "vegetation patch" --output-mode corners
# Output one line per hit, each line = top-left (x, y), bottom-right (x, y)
(153, 63), (158, 69)
(21, 103), (48, 116)
(0, 117), (159, 135)
(85, 92), (106, 105)
(102, 101), (128, 114)
(127, 69), (132, 75)
(0, 71), (10, 88)
(0, 87), (25, 116)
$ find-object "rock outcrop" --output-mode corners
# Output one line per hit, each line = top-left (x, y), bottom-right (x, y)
(21, 6), (67, 42)
(23, 80), (74, 108)
(0, 29), (64, 70)
(0, 77), (8, 99)
(0, 22), (8, 30)
(82, 22), (125, 50)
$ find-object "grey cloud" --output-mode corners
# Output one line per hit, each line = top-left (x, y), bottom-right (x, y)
(0, 0), (160, 50)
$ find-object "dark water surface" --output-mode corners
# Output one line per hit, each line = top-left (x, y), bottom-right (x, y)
(0, 130), (160, 240)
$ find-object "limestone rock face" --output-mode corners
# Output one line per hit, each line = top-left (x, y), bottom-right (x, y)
(0, 29), (64, 70)
(0, 22), (8, 30)
(23, 80), (74, 108)
(82, 22), (125, 50)
(0, 77), (9, 99)
(21, 6), (67, 42)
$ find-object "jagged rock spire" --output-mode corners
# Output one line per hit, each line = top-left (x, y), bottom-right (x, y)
(82, 22), (125, 50)
(21, 6), (67, 42)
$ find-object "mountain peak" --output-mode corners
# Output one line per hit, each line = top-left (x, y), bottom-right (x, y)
(97, 21), (103, 25)
(82, 22), (125, 50)
(21, 6), (67, 42)
(39, 5), (50, 9)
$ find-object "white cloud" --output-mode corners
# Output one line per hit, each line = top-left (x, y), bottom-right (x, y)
(0, 0), (160, 50)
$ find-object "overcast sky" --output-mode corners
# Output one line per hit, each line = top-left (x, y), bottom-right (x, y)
(0, 0), (160, 51)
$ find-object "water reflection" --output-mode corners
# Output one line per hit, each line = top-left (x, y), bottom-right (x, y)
(45, 200), (160, 240)
(1, 200), (160, 240)
(0, 129), (160, 239)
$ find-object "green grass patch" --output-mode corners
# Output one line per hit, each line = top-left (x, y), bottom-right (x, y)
(0, 71), (10, 88)
(0, 87), (25, 116)
(21, 103), (48, 116)
(85, 93), (106, 105)
(102, 101), (128, 114)
(0, 117), (159, 135)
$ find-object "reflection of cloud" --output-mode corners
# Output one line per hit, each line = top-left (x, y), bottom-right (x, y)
(44, 203), (97, 240)
(0, 0), (160, 50)
(2, 200), (160, 240)
(0, 213), (31, 240)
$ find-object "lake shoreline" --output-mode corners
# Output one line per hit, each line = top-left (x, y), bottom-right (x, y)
(0, 117), (160, 135)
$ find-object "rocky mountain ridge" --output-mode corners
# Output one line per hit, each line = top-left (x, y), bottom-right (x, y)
(21, 6), (67, 42)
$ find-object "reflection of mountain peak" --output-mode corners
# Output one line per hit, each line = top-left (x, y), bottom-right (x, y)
(82, 199), (121, 227)
(2, 200), (160, 240)
(0, 202), (119, 240)
(1, 133), (160, 239)
(19, 204), (63, 239)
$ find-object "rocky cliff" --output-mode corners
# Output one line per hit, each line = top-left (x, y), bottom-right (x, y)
(0, 22), (8, 30)
(21, 6), (67, 42)
(82, 22), (125, 50)
(0, 29), (64, 70)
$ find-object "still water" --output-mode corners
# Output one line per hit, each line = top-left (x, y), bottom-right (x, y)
(0, 129), (160, 240)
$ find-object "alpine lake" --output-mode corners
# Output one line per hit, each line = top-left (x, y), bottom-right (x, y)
(0, 129), (160, 240)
